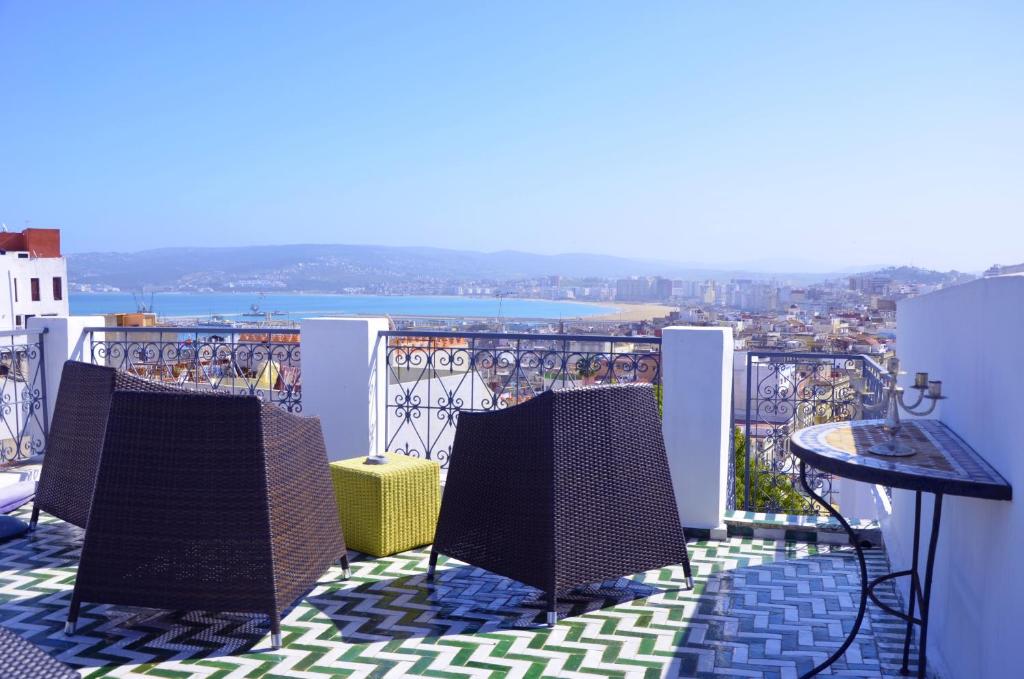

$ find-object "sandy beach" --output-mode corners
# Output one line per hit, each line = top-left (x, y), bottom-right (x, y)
(588, 302), (678, 322)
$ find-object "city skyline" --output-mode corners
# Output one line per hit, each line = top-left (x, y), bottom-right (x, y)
(2, 2), (1022, 270)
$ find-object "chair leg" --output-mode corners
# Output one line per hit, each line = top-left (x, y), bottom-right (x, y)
(28, 506), (40, 532)
(65, 591), (81, 635)
(270, 612), (282, 649)
(681, 545), (695, 590)
(339, 554), (351, 579)
(546, 590), (557, 627)
(426, 549), (438, 581)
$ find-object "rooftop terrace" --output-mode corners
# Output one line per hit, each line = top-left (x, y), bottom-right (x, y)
(2, 274), (1022, 678)
(2, 504), (914, 679)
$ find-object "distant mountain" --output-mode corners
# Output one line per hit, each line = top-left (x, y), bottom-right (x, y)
(67, 243), (858, 292)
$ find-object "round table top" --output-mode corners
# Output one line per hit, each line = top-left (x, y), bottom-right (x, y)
(790, 419), (1012, 500)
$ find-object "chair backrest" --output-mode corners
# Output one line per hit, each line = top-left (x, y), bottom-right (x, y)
(435, 383), (687, 593)
(549, 384), (683, 590)
(75, 390), (277, 612)
(73, 388), (345, 617)
(35, 360), (182, 528)
(34, 361), (120, 528)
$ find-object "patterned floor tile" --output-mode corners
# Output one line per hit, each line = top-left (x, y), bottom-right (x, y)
(0, 508), (921, 678)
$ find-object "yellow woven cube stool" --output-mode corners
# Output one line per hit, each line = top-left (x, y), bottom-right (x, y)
(329, 453), (441, 557)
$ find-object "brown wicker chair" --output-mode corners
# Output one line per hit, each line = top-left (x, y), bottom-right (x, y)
(31, 360), (183, 531)
(65, 389), (347, 649)
(428, 383), (693, 626)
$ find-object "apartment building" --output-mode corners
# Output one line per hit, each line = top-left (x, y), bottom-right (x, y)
(0, 228), (69, 330)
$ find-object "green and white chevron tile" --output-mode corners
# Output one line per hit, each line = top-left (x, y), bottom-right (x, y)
(0, 507), (918, 678)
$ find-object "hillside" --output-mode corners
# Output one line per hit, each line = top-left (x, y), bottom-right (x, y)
(67, 244), (850, 292)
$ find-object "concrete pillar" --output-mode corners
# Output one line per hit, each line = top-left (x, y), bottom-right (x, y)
(300, 317), (389, 461)
(27, 315), (105, 428)
(661, 326), (733, 537)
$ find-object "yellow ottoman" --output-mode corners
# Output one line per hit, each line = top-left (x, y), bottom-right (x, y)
(329, 453), (441, 557)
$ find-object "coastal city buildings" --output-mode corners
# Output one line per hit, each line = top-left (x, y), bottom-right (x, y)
(0, 228), (68, 330)
(984, 261), (1024, 277)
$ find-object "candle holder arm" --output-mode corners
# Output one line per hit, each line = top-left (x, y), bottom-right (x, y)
(898, 386), (927, 411)
(901, 393), (941, 417)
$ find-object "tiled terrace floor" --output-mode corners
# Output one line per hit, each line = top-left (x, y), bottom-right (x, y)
(0, 508), (919, 679)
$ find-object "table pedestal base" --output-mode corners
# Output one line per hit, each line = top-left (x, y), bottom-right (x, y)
(799, 462), (942, 679)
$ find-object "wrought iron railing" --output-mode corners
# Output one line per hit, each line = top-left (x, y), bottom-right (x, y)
(738, 351), (887, 514)
(0, 329), (49, 465)
(381, 330), (662, 467)
(85, 327), (302, 412)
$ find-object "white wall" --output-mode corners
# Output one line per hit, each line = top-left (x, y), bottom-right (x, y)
(27, 316), (105, 426)
(886, 275), (1022, 679)
(0, 253), (69, 330)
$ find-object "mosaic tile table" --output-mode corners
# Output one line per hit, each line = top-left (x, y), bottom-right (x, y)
(791, 418), (1012, 679)
(0, 506), (919, 679)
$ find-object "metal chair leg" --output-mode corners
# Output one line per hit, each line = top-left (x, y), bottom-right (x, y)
(270, 613), (282, 649)
(426, 549), (438, 581)
(681, 544), (695, 590)
(339, 554), (351, 579)
(65, 591), (81, 635)
(546, 590), (557, 627)
(29, 506), (40, 532)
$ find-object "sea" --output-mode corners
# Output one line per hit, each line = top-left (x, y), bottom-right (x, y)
(69, 292), (618, 322)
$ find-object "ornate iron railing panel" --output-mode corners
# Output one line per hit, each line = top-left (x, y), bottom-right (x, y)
(740, 351), (887, 515)
(0, 329), (48, 465)
(86, 327), (302, 412)
(381, 330), (662, 468)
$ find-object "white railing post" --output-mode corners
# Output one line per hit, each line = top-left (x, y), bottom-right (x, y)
(661, 326), (734, 538)
(300, 317), (389, 462)
(27, 316), (106, 427)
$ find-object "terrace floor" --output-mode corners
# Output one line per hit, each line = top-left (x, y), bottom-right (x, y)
(0, 507), (920, 679)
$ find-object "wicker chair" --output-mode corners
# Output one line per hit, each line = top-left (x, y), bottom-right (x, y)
(31, 360), (183, 531)
(0, 625), (79, 679)
(428, 383), (693, 626)
(65, 389), (347, 649)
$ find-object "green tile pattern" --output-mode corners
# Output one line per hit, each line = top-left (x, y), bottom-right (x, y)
(0, 508), (918, 678)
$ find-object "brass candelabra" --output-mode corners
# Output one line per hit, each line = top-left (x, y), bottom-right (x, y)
(859, 357), (946, 457)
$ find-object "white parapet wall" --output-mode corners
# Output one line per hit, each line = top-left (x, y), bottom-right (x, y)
(889, 274), (1022, 678)
(300, 317), (389, 461)
(27, 315), (105, 423)
(661, 326), (734, 535)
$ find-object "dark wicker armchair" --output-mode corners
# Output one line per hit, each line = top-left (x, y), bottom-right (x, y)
(428, 383), (693, 626)
(31, 360), (184, 530)
(65, 389), (347, 648)
(0, 625), (78, 679)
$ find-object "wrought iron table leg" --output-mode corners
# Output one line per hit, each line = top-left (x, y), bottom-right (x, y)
(798, 461), (869, 679)
(916, 493), (943, 679)
(901, 491), (923, 675)
(859, 491), (941, 678)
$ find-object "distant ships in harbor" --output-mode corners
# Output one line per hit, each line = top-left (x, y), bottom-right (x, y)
(241, 302), (289, 320)
(127, 292), (297, 329)
(201, 302), (293, 328)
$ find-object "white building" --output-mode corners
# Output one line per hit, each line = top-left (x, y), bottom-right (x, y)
(0, 228), (69, 331)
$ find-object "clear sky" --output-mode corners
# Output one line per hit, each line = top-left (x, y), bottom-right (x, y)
(1, 2), (1021, 271)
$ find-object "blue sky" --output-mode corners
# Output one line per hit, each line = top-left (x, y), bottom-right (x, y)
(1, 2), (1021, 271)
